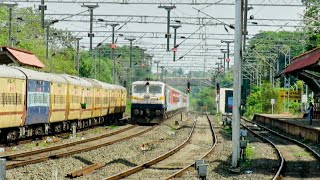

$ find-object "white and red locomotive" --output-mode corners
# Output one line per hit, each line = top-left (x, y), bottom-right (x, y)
(131, 81), (187, 123)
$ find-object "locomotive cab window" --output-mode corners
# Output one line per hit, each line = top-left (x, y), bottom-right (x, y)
(149, 85), (162, 94)
(134, 85), (147, 93)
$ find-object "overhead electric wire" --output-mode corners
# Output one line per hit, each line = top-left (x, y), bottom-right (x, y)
(98, 17), (134, 44)
(5, 0), (309, 7)
(192, 7), (235, 30)
(176, 38), (207, 61)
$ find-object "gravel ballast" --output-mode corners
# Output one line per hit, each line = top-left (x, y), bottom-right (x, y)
(7, 113), (194, 180)
(179, 115), (278, 180)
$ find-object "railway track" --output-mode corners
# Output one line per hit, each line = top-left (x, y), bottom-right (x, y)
(4, 125), (157, 170)
(165, 114), (217, 179)
(241, 118), (320, 179)
(104, 114), (216, 180)
(2, 117), (131, 147)
(1, 124), (135, 160)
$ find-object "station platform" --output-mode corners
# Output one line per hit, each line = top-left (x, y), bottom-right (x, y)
(253, 114), (320, 143)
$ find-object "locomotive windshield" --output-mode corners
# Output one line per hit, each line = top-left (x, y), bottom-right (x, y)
(149, 85), (162, 94)
(134, 85), (147, 93)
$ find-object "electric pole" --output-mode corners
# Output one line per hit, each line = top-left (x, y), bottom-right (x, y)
(2, 3), (18, 46)
(46, 25), (49, 61)
(160, 66), (164, 82)
(46, 20), (59, 71)
(203, 58), (206, 77)
(158, 5), (176, 52)
(171, 24), (181, 62)
(8, 4), (15, 46)
(154, 60), (160, 80)
(140, 48), (147, 67)
(243, 0), (252, 52)
(148, 55), (154, 67)
(218, 57), (224, 72)
(232, 0), (243, 168)
(111, 23), (119, 83)
(39, 0), (46, 28)
(97, 45), (102, 78)
(82, 4), (99, 51)
(221, 40), (234, 70)
(125, 37), (135, 94)
(75, 37), (82, 75)
(125, 37), (136, 69)
(220, 49), (227, 73)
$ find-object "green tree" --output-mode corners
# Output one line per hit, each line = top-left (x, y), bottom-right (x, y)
(0, 6), (78, 74)
(301, 0), (320, 50)
(219, 70), (233, 88)
(79, 49), (113, 83)
(244, 83), (278, 118)
(190, 87), (216, 114)
(0, 5), (153, 85)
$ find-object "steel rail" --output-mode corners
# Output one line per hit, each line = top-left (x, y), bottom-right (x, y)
(1, 123), (135, 160)
(104, 118), (198, 180)
(241, 117), (320, 179)
(238, 117), (284, 180)
(6, 126), (156, 170)
(165, 113), (217, 179)
(242, 118), (320, 161)
(67, 163), (105, 178)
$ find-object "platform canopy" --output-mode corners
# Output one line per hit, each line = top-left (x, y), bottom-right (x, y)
(0, 46), (45, 68)
(279, 47), (320, 95)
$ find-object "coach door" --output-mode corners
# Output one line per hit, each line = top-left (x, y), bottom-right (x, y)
(26, 80), (50, 125)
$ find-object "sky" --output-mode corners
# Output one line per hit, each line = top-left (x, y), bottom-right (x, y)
(2, 0), (307, 73)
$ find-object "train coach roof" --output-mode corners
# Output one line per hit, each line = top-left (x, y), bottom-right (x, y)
(91, 79), (116, 89)
(165, 83), (187, 97)
(12, 67), (67, 84)
(83, 78), (102, 88)
(107, 84), (120, 90)
(166, 84), (184, 94)
(61, 74), (92, 87)
(0, 65), (26, 79)
(113, 84), (126, 90)
(117, 85), (126, 91)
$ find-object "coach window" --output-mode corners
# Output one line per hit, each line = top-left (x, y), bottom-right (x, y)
(134, 85), (147, 93)
(149, 85), (162, 94)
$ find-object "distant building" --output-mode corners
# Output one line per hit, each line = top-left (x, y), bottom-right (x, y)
(0, 46), (45, 68)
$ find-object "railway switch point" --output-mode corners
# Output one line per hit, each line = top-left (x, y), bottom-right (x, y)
(195, 159), (204, 170)
(0, 158), (6, 180)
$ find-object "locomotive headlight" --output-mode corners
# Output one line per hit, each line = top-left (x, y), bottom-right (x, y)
(155, 110), (161, 115)
(134, 109), (140, 115)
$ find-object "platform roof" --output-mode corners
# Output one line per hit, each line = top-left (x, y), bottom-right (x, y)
(280, 47), (320, 96)
(0, 47), (45, 68)
(281, 47), (320, 76)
